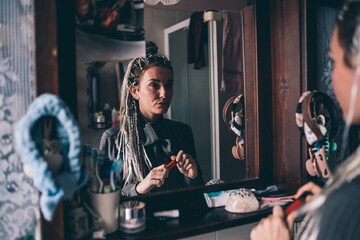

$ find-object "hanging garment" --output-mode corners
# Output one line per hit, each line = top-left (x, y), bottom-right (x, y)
(187, 12), (207, 69)
(221, 11), (243, 94)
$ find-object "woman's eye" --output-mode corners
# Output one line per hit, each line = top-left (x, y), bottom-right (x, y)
(149, 82), (159, 88)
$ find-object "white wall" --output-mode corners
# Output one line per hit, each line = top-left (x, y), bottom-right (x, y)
(144, 7), (192, 54)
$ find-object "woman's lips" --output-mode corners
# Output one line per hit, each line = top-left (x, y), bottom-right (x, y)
(156, 102), (169, 106)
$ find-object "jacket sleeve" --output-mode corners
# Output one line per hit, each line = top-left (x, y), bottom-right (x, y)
(121, 182), (139, 197)
(99, 125), (119, 160)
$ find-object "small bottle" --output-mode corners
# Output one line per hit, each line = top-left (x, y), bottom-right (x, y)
(112, 107), (118, 126)
(103, 103), (112, 128)
(96, 112), (106, 129)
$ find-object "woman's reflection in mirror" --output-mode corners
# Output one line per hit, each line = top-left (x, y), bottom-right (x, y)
(100, 50), (204, 196)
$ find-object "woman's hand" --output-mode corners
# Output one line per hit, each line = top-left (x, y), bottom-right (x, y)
(136, 164), (169, 194)
(250, 205), (292, 240)
(294, 181), (321, 202)
(285, 181), (322, 224)
(175, 150), (198, 179)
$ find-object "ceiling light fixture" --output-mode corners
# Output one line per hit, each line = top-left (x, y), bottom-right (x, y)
(144, 0), (181, 6)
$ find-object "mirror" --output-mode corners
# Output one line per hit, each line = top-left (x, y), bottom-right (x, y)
(75, 0), (260, 196)
(75, 0), (146, 146)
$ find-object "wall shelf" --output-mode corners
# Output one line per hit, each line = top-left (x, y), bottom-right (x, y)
(76, 29), (146, 63)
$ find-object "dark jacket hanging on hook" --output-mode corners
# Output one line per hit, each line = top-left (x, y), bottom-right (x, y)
(187, 12), (207, 69)
(221, 11), (243, 94)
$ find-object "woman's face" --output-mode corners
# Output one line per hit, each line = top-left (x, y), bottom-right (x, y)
(330, 27), (360, 124)
(130, 66), (174, 121)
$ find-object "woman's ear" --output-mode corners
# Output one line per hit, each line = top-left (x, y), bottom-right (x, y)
(129, 84), (139, 100)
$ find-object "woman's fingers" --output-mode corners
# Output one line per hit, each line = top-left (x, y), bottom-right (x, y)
(150, 178), (164, 187)
(272, 205), (284, 218)
(294, 182), (321, 201)
(185, 163), (194, 171)
(174, 150), (198, 179)
(148, 172), (167, 188)
(286, 211), (297, 232)
(137, 165), (168, 193)
(250, 211), (291, 240)
(152, 165), (168, 178)
(176, 150), (184, 165)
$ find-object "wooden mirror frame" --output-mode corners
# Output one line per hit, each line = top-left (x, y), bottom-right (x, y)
(34, 0), (274, 239)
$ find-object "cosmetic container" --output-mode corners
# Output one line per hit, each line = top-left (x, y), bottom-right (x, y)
(119, 201), (146, 234)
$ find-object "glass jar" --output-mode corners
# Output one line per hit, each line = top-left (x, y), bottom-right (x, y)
(119, 201), (146, 234)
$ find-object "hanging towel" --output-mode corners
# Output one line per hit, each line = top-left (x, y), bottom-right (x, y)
(14, 93), (87, 221)
(187, 12), (207, 69)
(221, 11), (244, 94)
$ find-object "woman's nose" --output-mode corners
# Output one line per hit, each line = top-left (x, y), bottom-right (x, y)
(159, 86), (168, 99)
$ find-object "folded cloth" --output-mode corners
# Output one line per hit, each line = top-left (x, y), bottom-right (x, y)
(14, 93), (87, 221)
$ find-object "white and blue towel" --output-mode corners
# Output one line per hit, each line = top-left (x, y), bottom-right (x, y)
(14, 93), (87, 221)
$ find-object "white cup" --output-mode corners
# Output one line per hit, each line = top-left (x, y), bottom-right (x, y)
(88, 189), (120, 234)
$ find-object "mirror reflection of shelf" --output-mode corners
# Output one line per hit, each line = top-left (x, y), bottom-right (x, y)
(76, 29), (146, 63)
(85, 61), (124, 130)
(76, 27), (145, 130)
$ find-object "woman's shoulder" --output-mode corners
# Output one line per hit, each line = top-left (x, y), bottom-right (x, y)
(326, 175), (360, 206)
(316, 175), (360, 240)
(336, 175), (360, 196)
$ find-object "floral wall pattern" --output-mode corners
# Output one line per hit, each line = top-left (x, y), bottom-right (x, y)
(0, 0), (39, 239)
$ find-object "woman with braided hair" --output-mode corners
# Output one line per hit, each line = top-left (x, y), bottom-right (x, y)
(250, 1), (360, 239)
(100, 54), (204, 196)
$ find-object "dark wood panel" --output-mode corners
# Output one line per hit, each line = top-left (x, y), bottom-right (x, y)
(35, 0), (77, 115)
(56, 0), (78, 118)
(301, 0), (311, 185)
(35, 0), (59, 96)
(34, 0), (66, 239)
(243, 4), (259, 179)
(39, 201), (65, 240)
(270, 0), (303, 194)
(256, 0), (273, 184)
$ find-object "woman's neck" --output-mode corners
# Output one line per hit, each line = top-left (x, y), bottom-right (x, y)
(140, 112), (162, 122)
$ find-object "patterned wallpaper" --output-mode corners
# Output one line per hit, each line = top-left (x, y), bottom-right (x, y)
(316, 6), (348, 173)
(0, 0), (39, 239)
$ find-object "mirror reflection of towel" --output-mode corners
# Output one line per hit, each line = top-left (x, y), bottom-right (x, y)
(221, 11), (243, 94)
(187, 12), (207, 69)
